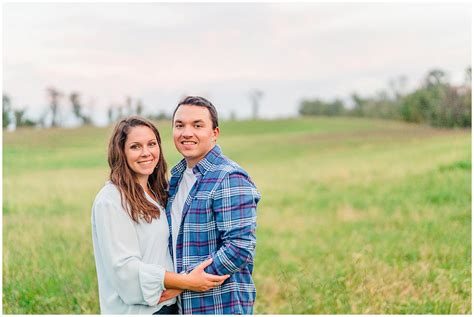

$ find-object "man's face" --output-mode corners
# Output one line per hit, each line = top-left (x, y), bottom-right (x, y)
(173, 105), (219, 168)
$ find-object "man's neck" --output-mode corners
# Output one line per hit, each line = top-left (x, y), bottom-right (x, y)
(186, 161), (196, 169)
(185, 156), (202, 169)
(185, 145), (216, 169)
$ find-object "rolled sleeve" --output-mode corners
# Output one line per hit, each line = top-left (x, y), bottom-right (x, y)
(206, 172), (260, 276)
(138, 262), (166, 306)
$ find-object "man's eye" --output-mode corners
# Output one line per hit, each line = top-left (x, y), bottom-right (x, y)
(195, 124), (202, 128)
(175, 124), (183, 128)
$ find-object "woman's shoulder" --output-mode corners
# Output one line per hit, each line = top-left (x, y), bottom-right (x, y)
(93, 181), (122, 207)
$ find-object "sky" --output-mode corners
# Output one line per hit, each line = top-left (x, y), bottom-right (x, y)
(2, 2), (472, 126)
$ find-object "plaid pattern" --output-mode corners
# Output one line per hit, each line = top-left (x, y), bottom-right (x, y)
(166, 145), (260, 314)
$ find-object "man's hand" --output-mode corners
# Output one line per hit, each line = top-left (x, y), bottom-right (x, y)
(185, 258), (230, 292)
(158, 289), (183, 304)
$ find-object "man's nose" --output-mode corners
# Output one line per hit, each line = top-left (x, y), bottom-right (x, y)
(182, 126), (193, 137)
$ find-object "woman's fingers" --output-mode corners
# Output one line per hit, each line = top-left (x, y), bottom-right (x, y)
(195, 258), (213, 271)
(158, 288), (183, 303)
(204, 272), (230, 281)
(158, 290), (171, 303)
(200, 275), (229, 291)
(197, 273), (229, 291)
(188, 258), (231, 291)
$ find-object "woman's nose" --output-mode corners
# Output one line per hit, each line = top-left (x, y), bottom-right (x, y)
(141, 146), (151, 156)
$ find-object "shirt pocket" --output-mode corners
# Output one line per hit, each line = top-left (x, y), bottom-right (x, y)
(185, 194), (218, 256)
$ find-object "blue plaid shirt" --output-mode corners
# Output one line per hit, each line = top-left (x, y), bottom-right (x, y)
(166, 145), (260, 314)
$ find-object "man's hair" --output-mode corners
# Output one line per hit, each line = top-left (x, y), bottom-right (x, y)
(172, 96), (219, 129)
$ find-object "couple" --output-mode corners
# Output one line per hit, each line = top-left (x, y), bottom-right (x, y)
(91, 96), (260, 315)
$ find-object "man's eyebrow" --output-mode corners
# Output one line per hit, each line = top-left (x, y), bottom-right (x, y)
(174, 119), (205, 123)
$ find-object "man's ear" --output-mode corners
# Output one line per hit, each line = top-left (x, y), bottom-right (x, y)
(213, 127), (220, 142)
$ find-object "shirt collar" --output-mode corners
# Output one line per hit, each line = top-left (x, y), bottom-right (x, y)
(170, 144), (222, 177)
(193, 144), (221, 175)
(170, 158), (187, 176)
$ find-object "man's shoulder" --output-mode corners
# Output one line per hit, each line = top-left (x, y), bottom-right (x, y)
(208, 152), (249, 178)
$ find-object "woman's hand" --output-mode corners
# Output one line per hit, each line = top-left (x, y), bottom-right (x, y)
(184, 258), (230, 292)
(158, 288), (183, 304)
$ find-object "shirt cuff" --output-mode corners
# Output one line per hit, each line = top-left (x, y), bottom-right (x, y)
(138, 262), (166, 306)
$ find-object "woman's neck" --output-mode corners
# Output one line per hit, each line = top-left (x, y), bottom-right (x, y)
(137, 176), (149, 192)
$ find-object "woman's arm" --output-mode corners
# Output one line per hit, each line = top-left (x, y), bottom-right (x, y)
(158, 259), (229, 304)
(158, 289), (183, 304)
(93, 196), (228, 307)
(164, 258), (229, 291)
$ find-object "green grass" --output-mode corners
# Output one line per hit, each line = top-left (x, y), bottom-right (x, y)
(3, 117), (471, 314)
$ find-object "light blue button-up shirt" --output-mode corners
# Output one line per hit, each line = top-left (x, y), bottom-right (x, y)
(91, 181), (176, 314)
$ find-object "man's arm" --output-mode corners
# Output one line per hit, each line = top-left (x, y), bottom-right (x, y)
(204, 171), (260, 276)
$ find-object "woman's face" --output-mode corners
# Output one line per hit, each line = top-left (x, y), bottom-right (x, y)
(124, 125), (160, 183)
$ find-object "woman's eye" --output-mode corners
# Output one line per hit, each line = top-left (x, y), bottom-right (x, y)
(131, 145), (140, 150)
(149, 142), (157, 147)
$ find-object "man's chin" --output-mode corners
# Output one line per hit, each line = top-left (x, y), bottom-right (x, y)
(179, 152), (196, 162)
(177, 149), (194, 157)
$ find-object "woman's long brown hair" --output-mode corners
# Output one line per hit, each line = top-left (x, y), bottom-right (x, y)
(108, 116), (168, 223)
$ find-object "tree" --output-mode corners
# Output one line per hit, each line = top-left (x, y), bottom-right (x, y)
(401, 89), (432, 123)
(465, 67), (471, 85)
(424, 69), (448, 89)
(299, 98), (346, 116)
(300, 67), (470, 128)
(125, 96), (133, 116)
(107, 103), (127, 124)
(229, 110), (237, 121)
(327, 99), (345, 116)
(47, 87), (63, 127)
(249, 89), (264, 120)
(148, 111), (171, 121)
(3, 94), (12, 128)
(136, 99), (144, 116)
(388, 75), (408, 101)
(461, 68), (472, 127)
(70, 92), (92, 125)
(13, 108), (36, 127)
(117, 105), (124, 119)
(107, 105), (114, 124)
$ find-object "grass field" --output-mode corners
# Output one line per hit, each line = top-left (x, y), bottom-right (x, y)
(2, 117), (471, 314)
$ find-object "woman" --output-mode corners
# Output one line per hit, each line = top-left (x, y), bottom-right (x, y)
(91, 116), (228, 314)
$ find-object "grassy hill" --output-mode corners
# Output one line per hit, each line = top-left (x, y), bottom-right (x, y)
(3, 117), (471, 313)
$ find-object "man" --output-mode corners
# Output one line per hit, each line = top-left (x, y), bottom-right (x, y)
(165, 96), (260, 314)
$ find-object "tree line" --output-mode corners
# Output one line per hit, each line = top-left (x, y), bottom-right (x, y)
(2, 87), (171, 130)
(3, 68), (470, 129)
(299, 67), (471, 128)
(2, 88), (266, 130)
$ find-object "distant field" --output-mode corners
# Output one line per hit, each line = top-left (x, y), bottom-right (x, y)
(3, 117), (471, 314)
